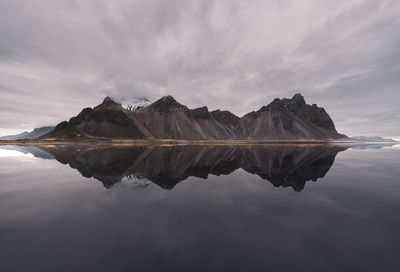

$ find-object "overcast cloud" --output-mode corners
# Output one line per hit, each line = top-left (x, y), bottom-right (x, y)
(0, 0), (399, 137)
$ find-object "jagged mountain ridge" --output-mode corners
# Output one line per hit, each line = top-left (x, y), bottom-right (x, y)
(43, 93), (346, 140)
(101, 96), (151, 111)
(242, 94), (341, 139)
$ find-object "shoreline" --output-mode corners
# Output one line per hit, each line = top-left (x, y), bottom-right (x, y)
(0, 138), (389, 147)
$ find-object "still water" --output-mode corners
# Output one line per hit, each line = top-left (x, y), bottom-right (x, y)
(0, 144), (399, 272)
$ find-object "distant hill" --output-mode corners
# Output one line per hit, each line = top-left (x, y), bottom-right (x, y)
(351, 136), (396, 142)
(42, 94), (347, 141)
(0, 126), (55, 140)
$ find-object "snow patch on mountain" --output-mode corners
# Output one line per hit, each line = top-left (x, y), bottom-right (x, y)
(123, 97), (151, 111)
(107, 96), (151, 111)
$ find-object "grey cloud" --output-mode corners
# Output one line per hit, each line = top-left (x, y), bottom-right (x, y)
(0, 0), (399, 136)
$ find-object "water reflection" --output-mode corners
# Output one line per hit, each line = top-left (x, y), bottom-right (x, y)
(1, 144), (400, 272)
(11, 144), (349, 192)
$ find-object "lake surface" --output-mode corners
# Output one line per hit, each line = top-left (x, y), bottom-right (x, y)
(0, 144), (399, 272)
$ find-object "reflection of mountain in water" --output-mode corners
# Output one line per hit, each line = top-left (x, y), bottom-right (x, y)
(32, 145), (348, 192)
(350, 143), (396, 150)
(0, 145), (55, 159)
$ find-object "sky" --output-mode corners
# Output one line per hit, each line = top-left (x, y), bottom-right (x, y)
(0, 0), (399, 137)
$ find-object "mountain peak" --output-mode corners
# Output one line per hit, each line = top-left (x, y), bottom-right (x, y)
(291, 93), (306, 105)
(94, 96), (122, 110)
(280, 93), (307, 113)
(160, 95), (177, 103)
(145, 95), (187, 113)
(104, 96), (121, 105)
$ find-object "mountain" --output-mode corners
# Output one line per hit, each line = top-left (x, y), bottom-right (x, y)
(351, 136), (396, 142)
(0, 131), (30, 141)
(42, 94), (346, 140)
(33, 144), (348, 191)
(0, 126), (55, 140)
(242, 94), (343, 139)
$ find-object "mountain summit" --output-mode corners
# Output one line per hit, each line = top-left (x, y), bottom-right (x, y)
(42, 94), (346, 140)
(241, 93), (340, 139)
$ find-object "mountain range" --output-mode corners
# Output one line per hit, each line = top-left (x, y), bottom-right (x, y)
(42, 93), (346, 140)
(0, 126), (55, 140)
(351, 136), (396, 142)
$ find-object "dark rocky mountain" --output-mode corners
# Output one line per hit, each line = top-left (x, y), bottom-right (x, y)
(35, 144), (348, 191)
(242, 94), (343, 139)
(0, 126), (55, 140)
(42, 93), (346, 140)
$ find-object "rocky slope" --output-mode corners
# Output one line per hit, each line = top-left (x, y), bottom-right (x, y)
(42, 93), (346, 140)
(242, 94), (343, 139)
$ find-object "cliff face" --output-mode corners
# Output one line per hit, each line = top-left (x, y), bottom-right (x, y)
(43, 93), (346, 140)
(241, 94), (343, 139)
(126, 96), (244, 140)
